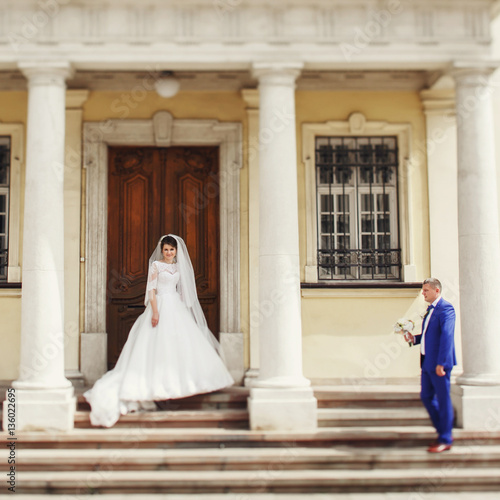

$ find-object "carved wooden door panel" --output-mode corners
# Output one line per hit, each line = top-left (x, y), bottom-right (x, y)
(107, 146), (219, 368)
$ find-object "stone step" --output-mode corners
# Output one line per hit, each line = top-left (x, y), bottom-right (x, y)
(76, 386), (250, 411)
(1, 385), (427, 432)
(313, 385), (422, 409)
(75, 385), (423, 411)
(317, 408), (430, 427)
(5, 445), (500, 472)
(73, 407), (429, 430)
(74, 409), (249, 429)
(5, 426), (500, 449)
(7, 494), (500, 500)
(12, 467), (500, 494)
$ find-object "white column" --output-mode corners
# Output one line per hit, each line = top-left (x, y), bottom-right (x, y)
(450, 65), (500, 429)
(247, 62), (317, 431)
(2, 62), (75, 432)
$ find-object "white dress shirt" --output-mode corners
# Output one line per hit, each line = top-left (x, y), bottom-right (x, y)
(421, 296), (442, 356)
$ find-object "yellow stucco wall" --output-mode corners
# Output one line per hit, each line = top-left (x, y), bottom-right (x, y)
(0, 87), (433, 383)
(302, 291), (424, 381)
(82, 90), (247, 122)
(0, 91), (26, 381)
(0, 295), (22, 380)
(295, 90), (430, 380)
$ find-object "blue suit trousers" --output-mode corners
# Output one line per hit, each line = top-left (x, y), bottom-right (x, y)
(420, 367), (454, 445)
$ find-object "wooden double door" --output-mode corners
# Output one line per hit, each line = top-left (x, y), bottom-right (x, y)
(107, 146), (220, 368)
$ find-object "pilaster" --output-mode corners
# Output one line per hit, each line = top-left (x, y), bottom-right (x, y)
(241, 88), (260, 387)
(64, 89), (89, 388)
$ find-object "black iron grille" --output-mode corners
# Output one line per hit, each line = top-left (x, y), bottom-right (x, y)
(0, 138), (10, 281)
(316, 136), (401, 281)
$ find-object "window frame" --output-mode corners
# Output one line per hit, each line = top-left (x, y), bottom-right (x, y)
(302, 113), (415, 284)
(0, 187), (9, 281)
(0, 124), (23, 286)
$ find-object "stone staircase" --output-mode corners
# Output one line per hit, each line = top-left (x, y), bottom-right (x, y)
(2, 385), (500, 496)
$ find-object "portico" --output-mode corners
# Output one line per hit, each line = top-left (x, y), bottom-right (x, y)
(1, 0), (500, 432)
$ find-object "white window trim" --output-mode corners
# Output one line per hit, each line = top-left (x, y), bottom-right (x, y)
(302, 112), (415, 283)
(0, 123), (23, 284)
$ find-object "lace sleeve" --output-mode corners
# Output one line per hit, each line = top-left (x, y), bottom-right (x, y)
(177, 271), (183, 301)
(147, 261), (159, 292)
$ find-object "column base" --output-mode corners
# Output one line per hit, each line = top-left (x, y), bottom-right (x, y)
(81, 332), (107, 385)
(304, 265), (318, 283)
(456, 373), (500, 386)
(248, 387), (317, 431)
(220, 332), (244, 385)
(451, 384), (500, 430)
(243, 368), (260, 387)
(64, 369), (85, 388)
(3, 386), (76, 432)
(252, 375), (312, 388)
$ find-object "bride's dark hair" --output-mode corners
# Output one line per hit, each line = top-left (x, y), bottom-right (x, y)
(161, 235), (177, 250)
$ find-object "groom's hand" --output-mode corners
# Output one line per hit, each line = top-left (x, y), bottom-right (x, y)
(436, 365), (445, 377)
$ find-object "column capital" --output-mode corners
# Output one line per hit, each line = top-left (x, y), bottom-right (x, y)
(66, 89), (90, 109)
(241, 88), (259, 109)
(252, 62), (303, 86)
(448, 61), (499, 87)
(18, 61), (74, 87)
(420, 88), (456, 116)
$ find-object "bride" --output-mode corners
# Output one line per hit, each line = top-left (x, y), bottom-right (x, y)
(84, 234), (234, 427)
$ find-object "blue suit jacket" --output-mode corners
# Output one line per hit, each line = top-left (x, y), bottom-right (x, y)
(414, 298), (457, 371)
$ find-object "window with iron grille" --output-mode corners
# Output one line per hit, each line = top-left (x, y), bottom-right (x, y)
(0, 137), (10, 281)
(315, 136), (401, 281)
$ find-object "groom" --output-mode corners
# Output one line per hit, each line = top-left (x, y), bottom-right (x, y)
(409, 278), (456, 453)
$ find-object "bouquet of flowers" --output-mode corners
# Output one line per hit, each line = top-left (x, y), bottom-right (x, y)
(393, 318), (415, 347)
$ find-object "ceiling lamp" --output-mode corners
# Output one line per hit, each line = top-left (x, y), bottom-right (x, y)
(155, 71), (180, 98)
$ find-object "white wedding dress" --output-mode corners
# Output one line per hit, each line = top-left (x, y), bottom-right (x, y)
(84, 261), (234, 427)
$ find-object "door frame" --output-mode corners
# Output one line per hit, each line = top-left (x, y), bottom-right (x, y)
(81, 111), (243, 384)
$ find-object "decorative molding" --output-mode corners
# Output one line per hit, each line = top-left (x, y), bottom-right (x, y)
(65, 89), (90, 109)
(420, 88), (456, 116)
(0, 288), (21, 298)
(18, 61), (74, 86)
(241, 88), (259, 109)
(301, 112), (414, 284)
(0, 1), (493, 69)
(348, 112), (366, 134)
(0, 122), (24, 283)
(83, 110), (242, 337)
(153, 111), (173, 147)
(0, 1), (492, 44)
(0, 70), (466, 93)
(252, 62), (304, 84)
(301, 287), (421, 299)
